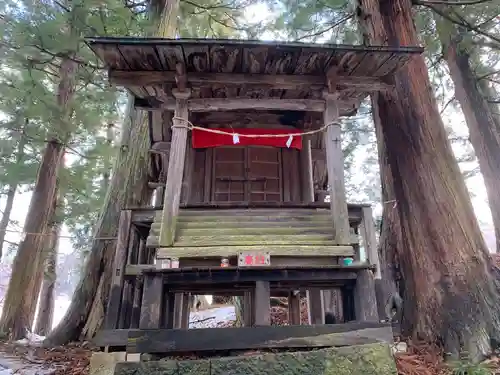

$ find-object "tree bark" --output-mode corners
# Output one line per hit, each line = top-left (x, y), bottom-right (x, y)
(0, 140), (65, 339)
(34, 222), (59, 336)
(45, 1), (180, 345)
(371, 94), (402, 321)
(440, 36), (500, 254)
(0, 130), (27, 260)
(356, 0), (500, 360)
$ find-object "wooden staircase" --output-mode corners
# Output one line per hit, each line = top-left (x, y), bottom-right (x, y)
(146, 208), (357, 260)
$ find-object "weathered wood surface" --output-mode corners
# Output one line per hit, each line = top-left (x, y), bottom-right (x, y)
(307, 288), (325, 325)
(354, 269), (379, 322)
(98, 322), (392, 353)
(361, 206), (381, 278)
(254, 281), (271, 326)
(139, 274), (163, 329)
(104, 210), (132, 330)
(323, 93), (351, 245)
(87, 38), (422, 114)
(110, 71), (393, 91)
(159, 90), (190, 247)
(112, 343), (397, 375)
(147, 207), (358, 250)
(131, 204), (367, 223)
(154, 245), (354, 258)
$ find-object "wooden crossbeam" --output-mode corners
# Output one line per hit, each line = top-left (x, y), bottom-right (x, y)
(93, 322), (393, 353)
(109, 71), (392, 92)
(136, 97), (328, 112)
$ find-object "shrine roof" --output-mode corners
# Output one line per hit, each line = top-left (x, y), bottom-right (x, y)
(85, 37), (423, 115)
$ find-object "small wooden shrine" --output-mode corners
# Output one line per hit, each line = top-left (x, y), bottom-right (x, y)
(87, 37), (422, 361)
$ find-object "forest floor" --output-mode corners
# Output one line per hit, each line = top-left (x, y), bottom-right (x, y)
(0, 300), (499, 374)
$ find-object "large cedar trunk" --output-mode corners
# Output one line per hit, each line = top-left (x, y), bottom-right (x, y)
(441, 38), (500, 254)
(356, 0), (500, 359)
(45, 104), (152, 345)
(45, 1), (180, 345)
(34, 223), (59, 335)
(0, 140), (64, 339)
(371, 95), (401, 320)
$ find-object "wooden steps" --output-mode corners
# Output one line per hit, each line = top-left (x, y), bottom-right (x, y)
(146, 208), (357, 259)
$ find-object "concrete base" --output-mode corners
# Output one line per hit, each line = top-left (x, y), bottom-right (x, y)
(113, 343), (397, 375)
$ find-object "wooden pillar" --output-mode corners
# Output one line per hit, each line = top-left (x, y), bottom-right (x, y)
(354, 269), (379, 322)
(288, 291), (301, 325)
(181, 136), (194, 204)
(307, 288), (325, 324)
(323, 91), (350, 244)
(173, 293), (185, 328)
(243, 291), (254, 326)
(159, 88), (191, 247)
(181, 293), (191, 329)
(139, 274), (163, 329)
(361, 206), (381, 276)
(104, 210), (132, 330)
(253, 281), (271, 326)
(154, 187), (165, 207)
(322, 288), (343, 323)
(300, 138), (314, 203)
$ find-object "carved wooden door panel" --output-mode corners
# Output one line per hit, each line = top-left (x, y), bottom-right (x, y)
(247, 146), (282, 202)
(212, 146), (283, 203)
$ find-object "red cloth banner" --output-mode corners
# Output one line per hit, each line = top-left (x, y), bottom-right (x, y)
(192, 128), (303, 150)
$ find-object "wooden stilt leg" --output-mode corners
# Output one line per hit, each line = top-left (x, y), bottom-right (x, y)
(181, 293), (190, 329)
(288, 291), (301, 325)
(243, 291), (254, 326)
(173, 293), (184, 328)
(253, 281), (270, 326)
(307, 288), (325, 324)
(354, 269), (379, 322)
(139, 274), (163, 329)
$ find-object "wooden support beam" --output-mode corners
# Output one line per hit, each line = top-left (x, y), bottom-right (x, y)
(300, 138), (315, 203)
(354, 269), (379, 322)
(139, 97), (327, 112)
(139, 274), (163, 329)
(181, 293), (190, 329)
(159, 89), (191, 247)
(243, 291), (254, 327)
(361, 206), (380, 278)
(288, 291), (301, 325)
(254, 281), (271, 326)
(104, 210), (132, 330)
(109, 71), (393, 91)
(323, 91), (351, 244)
(173, 293), (185, 329)
(117, 322), (394, 353)
(307, 288), (325, 324)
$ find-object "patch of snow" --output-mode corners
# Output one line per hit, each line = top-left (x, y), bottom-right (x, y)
(0, 369), (12, 375)
(189, 305), (236, 328)
(14, 332), (45, 347)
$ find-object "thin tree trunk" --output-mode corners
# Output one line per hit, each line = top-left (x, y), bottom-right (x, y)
(0, 185), (16, 260)
(34, 222), (59, 336)
(439, 29), (500, 254)
(356, 0), (500, 360)
(45, 1), (180, 345)
(0, 129), (27, 260)
(102, 123), (114, 193)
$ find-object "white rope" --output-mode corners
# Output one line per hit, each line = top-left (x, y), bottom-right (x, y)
(171, 117), (341, 138)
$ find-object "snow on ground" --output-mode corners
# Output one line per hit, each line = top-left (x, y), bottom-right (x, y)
(189, 305), (236, 328)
